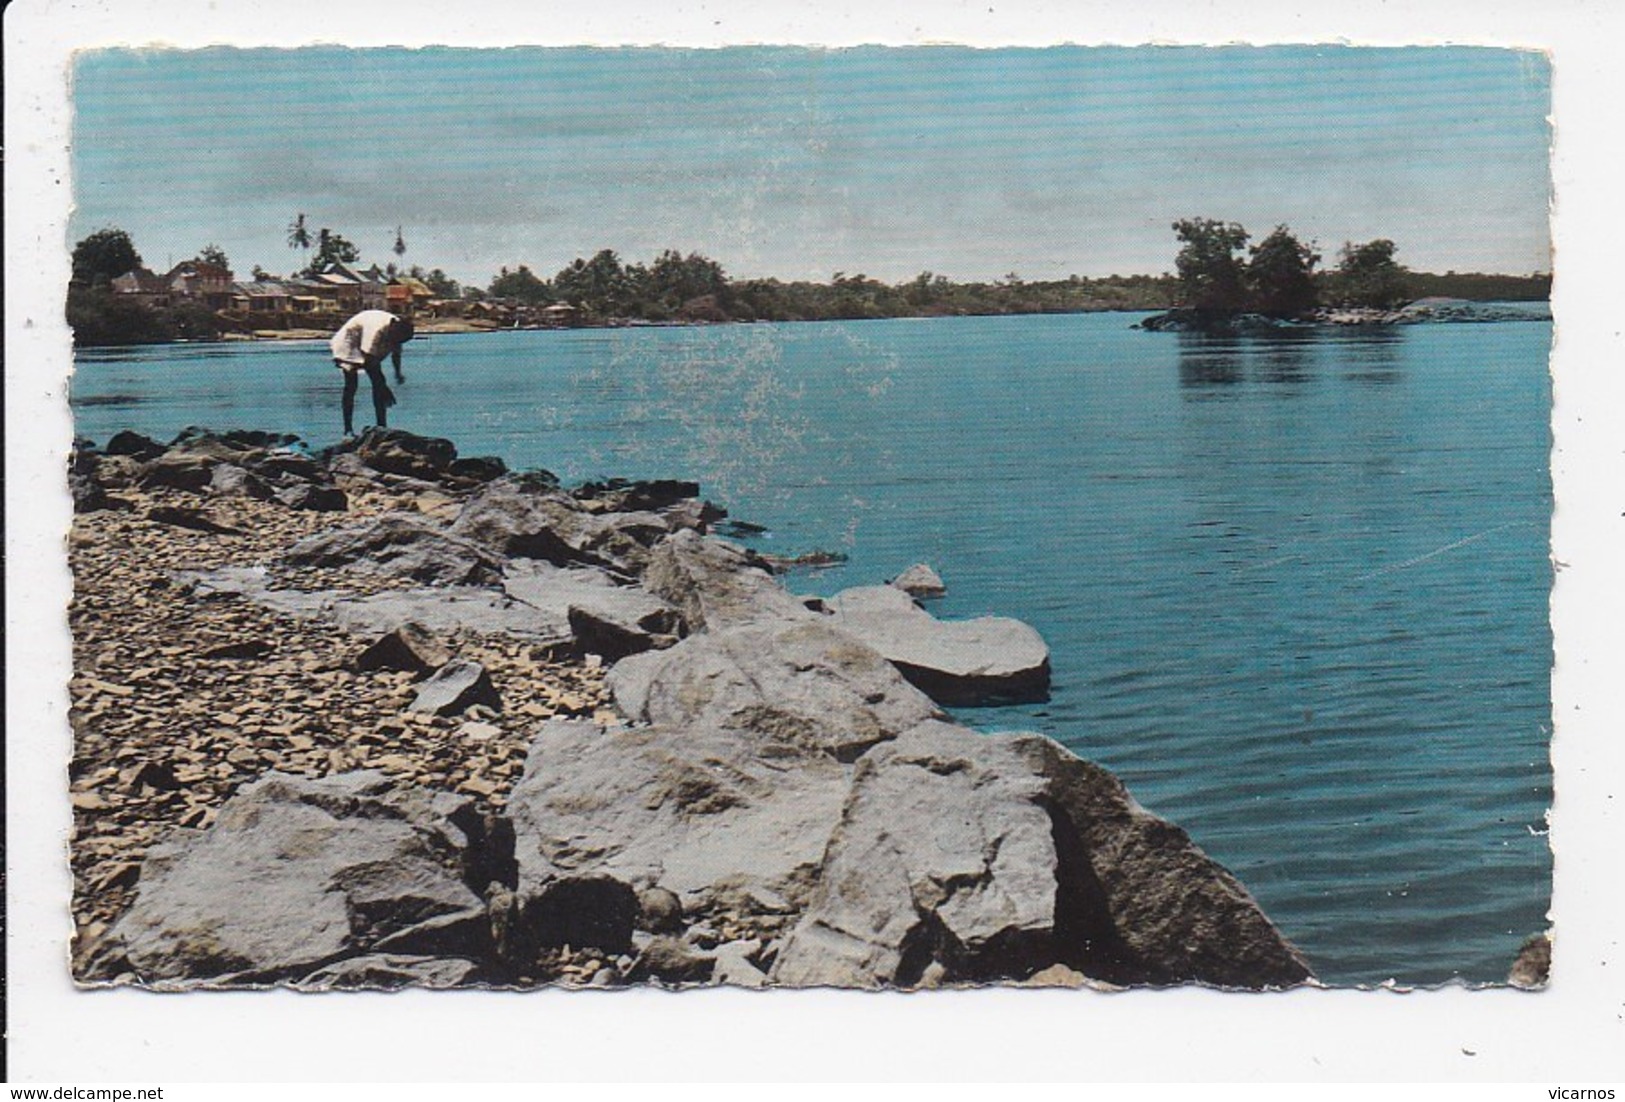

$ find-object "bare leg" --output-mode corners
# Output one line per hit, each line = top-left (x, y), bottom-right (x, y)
(340, 366), (359, 435)
(363, 359), (395, 428)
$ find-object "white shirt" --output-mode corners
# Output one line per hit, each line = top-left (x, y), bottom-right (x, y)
(330, 310), (403, 366)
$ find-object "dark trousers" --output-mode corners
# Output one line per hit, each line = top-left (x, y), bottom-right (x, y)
(339, 358), (393, 435)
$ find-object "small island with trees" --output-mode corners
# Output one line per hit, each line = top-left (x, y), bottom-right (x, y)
(1140, 218), (1550, 333)
(64, 213), (1551, 348)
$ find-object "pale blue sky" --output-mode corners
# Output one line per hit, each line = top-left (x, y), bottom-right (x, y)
(69, 45), (1551, 284)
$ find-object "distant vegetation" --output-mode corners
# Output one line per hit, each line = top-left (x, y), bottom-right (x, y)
(1166, 217), (1551, 317)
(66, 221), (1551, 346)
(66, 228), (224, 346)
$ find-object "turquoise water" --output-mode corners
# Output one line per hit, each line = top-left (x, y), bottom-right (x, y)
(72, 312), (1553, 985)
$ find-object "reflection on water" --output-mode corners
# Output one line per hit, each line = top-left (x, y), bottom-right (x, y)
(72, 393), (149, 407)
(1177, 328), (1400, 390)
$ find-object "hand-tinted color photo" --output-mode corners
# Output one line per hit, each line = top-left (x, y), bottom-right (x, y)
(65, 45), (1552, 991)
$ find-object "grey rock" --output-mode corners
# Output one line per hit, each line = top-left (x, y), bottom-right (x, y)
(250, 449), (326, 484)
(371, 905), (491, 958)
(606, 618), (944, 761)
(274, 482), (348, 512)
(104, 430), (166, 460)
(710, 939), (769, 988)
(659, 498), (726, 533)
(70, 469), (111, 513)
(772, 721), (1312, 990)
(296, 954), (480, 990)
(1020, 732), (1312, 988)
(772, 721), (1059, 989)
(177, 565), (571, 643)
(636, 887), (685, 934)
(1508, 931), (1552, 989)
(447, 455), (508, 483)
(889, 563), (947, 599)
(348, 427), (459, 481)
(333, 589), (568, 641)
(504, 562), (680, 660)
(452, 479), (648, 574)
(283, 512), (505, 586)
(825, 584), (1051, 706)
(507, 718), (851, 915)
(573, 478), (702, 514)
(109, 771), (484, 984)
(632, 936), (715, 985)
(409, 660), (502, 716)
(641, 529), (811, 631)
(355, 622), (452, 677)
(208, 463), (276, 501)
(567, 605), (679, 663)
(137, 451), (220, 493)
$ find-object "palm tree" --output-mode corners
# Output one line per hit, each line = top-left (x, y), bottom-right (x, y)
(393, 225), (406, 260)
(287, 213), (311, 272)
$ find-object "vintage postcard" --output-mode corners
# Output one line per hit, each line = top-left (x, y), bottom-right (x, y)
(59, 41), (1554, 996)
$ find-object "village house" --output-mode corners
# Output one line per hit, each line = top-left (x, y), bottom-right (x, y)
(386, 275), (435, 317)
(109, 268), (172, 308)
(165, 260), (236, 310)
(229, 280), (293, 314)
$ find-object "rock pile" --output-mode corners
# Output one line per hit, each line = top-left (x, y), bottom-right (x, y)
(71, 427), (1313, 991)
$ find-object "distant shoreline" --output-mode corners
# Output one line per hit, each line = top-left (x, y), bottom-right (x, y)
(84, 297), (1554, 352)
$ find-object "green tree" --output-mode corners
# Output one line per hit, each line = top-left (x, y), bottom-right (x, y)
(393, 226), (407, 260)
(1172, 218), (1250, 311)
(1334, 239), (1410, 309)
(1246, 225), (1319, 316)
(300, 229), (361, 276)
(488, 264), (552, 305)
(198, 243), (230, 270)
(65, 287), (171, 346)
(554, 249), (633, 317)
(71, 228), (142, 287)
(421, 268), (460, 298)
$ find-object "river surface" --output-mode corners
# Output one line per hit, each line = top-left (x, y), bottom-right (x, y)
(72, 311), (1553, 986)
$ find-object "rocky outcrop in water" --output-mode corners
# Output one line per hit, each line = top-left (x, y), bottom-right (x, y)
(70, 426), (1313, 991)
(1137, 298), (1550, 333)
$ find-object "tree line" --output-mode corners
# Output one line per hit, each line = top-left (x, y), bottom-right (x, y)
(65, 218), (1550, 346)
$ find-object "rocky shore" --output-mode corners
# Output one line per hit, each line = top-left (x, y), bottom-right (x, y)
(1135, 298), (1550, 334)
(68, 427), (1313, 991)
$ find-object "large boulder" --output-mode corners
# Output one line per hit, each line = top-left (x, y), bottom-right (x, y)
(331, 589), (568, 641)
(104, 430), (166, 461)
(504, 562), (680, 661)
(451, 479), (656, 575)
(824, 585), (1051, 706)
(890, 563), (947, 599)
(573, 478), (702, 514)
(606, 618), (944, 761)
(773, 722), (1313, 990)
(137, 450), (220, 493)
(506, 719), (851, 916)
(283, 513), (505, 586)
(108, 772), (487, 985)
(208, 463), (276, 502)
(771, 721), (1058, 988)
(640, 529), (814, 632)
(347, 428), (459, 481)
